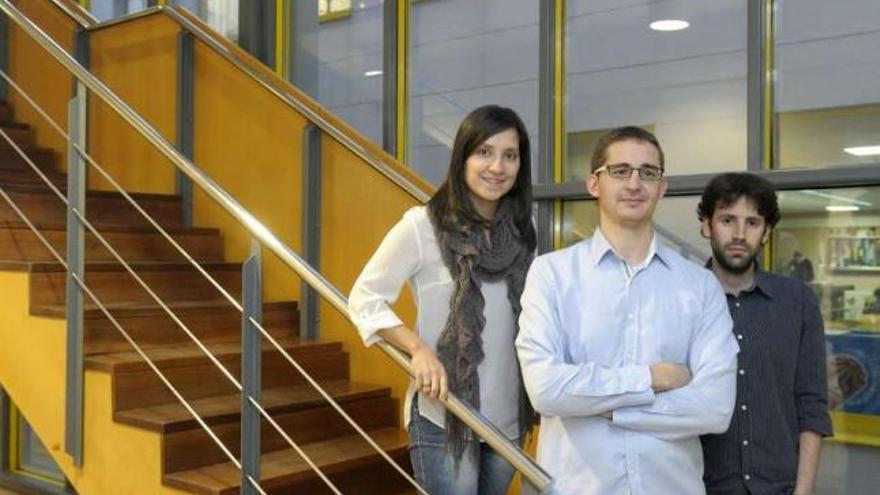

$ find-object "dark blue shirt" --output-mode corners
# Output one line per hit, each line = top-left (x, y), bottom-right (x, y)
(701, 265), (833, 495)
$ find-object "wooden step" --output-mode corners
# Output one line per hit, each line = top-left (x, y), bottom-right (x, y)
(0, 146), (55, 172)
(87, 339), (349, 411)
(28, 261), (243, 308)
(80, 300), (298, 355)
(160, 388), (398, 476)
(163, 428), (411, 495)
(0, 222), (223, 264)
(0, 185), (186, 228)
(0, 123), (34, 149)
(0, 167), (66, 188)
(119, 380), (389, 433)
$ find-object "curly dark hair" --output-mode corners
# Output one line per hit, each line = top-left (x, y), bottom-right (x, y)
(697, 172), (781, 227)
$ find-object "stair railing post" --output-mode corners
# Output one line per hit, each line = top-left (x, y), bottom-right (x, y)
(176, 29), (194, 228)
(241, 239), (263, 494)
(64, 85), (87, 467)
(300, 123), (321, 339)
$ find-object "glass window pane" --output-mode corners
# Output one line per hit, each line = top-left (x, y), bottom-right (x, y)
(408, 0), (539, 186)
(564, 0), (748, 181)
(88, 0), (149, 22)
(771, 186), (880, 493)
(171, 1), (239, 42)
(776, 1), (880, 169)
(290, 0), (384, 147)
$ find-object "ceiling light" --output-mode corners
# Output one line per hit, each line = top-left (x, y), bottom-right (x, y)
(826, 205), (860, 212)
(364, 70), (383, 77)
(844, 145), (880, 156)
(650, 20), (690, 32)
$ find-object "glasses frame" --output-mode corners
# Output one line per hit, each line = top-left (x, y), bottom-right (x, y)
(593, 163), (665, 182)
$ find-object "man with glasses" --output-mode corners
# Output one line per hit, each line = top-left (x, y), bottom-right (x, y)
(698, 173), (831, 495)
(517, 127), (738, 495)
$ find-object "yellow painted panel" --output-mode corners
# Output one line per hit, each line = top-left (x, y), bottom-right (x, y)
(87, 13), (179, 194)
(319, 137), (423, 414)
(8, 0), (77, 159)
(0, 271), (189, 494)
(191, 41), (305, 302)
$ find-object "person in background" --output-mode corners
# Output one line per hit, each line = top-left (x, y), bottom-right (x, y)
(516, 126), (738, 495)
(698, 172), (832, 495)
(348, 105), (536, 495)
(787, 251), (815, 282)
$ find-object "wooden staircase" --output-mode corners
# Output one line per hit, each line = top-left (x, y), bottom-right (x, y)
(0, 103), (414, 494)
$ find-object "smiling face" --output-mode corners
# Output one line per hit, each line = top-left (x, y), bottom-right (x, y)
(464, 127), (521, 219)
(702, 196), (772, 274)
(587, 139), (667, 229)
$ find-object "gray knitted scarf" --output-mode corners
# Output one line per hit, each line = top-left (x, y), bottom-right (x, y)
(428, 198), (535, 466)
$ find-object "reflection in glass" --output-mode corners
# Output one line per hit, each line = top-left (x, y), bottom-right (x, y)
(773, 187), (880, 494)
(775, 0), (880, 169)
(408, 0), (539, 185)
(564, 0), (748, 180)
(290, 0), (384, 147)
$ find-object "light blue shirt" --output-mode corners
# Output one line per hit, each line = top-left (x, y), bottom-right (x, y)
(516, 229), (738, 495)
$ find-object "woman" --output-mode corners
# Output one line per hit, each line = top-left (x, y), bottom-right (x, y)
(348, 105), (536, 495)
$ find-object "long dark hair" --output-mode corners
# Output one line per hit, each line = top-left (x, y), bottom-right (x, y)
(427, 105), (536, 251)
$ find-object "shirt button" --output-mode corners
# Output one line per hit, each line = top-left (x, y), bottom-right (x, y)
(739, 369), (745, 375)
(742, 439), (749, 446)
(629, 314), (634, 320)
(737, 334), (744, 340)
(734, 302), (740, 308)
(741, 404), (748, 411)
(744, 474), (751, 481)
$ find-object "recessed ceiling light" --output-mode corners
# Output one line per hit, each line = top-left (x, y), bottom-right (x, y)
(650, 20), (690, 32)
(844, 145), (880, 156)
(826, 205), (860, 212)
(364, 70), (383, 77)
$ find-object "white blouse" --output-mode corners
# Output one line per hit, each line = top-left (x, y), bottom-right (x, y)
(348, 206), (520, 439)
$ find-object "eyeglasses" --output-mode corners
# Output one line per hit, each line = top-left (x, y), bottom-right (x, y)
(593, 163), (664, 182)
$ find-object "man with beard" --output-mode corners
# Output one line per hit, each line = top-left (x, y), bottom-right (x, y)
(698, 172), (832, 495)
(517, 127), (738, 495)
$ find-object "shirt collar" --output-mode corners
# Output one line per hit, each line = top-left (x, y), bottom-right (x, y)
(703, 259), (775, 298)
(590, 227), (671, 270)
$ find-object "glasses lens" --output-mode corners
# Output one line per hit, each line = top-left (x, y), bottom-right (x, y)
(607, 164), (632, 179)
(639, 166), (663, 181)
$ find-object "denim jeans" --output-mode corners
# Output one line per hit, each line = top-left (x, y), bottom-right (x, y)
(408, 397), (518, 495)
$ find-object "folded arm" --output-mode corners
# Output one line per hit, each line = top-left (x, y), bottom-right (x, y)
(612, 274), (738, 440)
(516, 259), (656, 418)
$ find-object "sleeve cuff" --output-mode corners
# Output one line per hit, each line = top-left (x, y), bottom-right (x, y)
(351, 311), (404, 347)
(800, 414), (834, 437)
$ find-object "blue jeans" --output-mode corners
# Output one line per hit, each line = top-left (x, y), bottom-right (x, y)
(408, 397), (517, 495)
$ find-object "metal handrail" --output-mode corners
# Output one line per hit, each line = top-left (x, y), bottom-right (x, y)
(46, 0), (96, 28)
(4, 0), (552, 491)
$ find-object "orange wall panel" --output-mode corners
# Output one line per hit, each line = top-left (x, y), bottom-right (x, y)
(320, 137), (424, 414)
(8, 0), (77, 160)
(192, 42), (304, 302)
(87, 14), (179, 194)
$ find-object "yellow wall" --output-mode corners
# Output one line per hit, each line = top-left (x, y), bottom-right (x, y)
(87, 14), (179, 195)
(0, 271), (190, 495)
(191, 40), (304, 302)
(8, 0), (77, 162)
